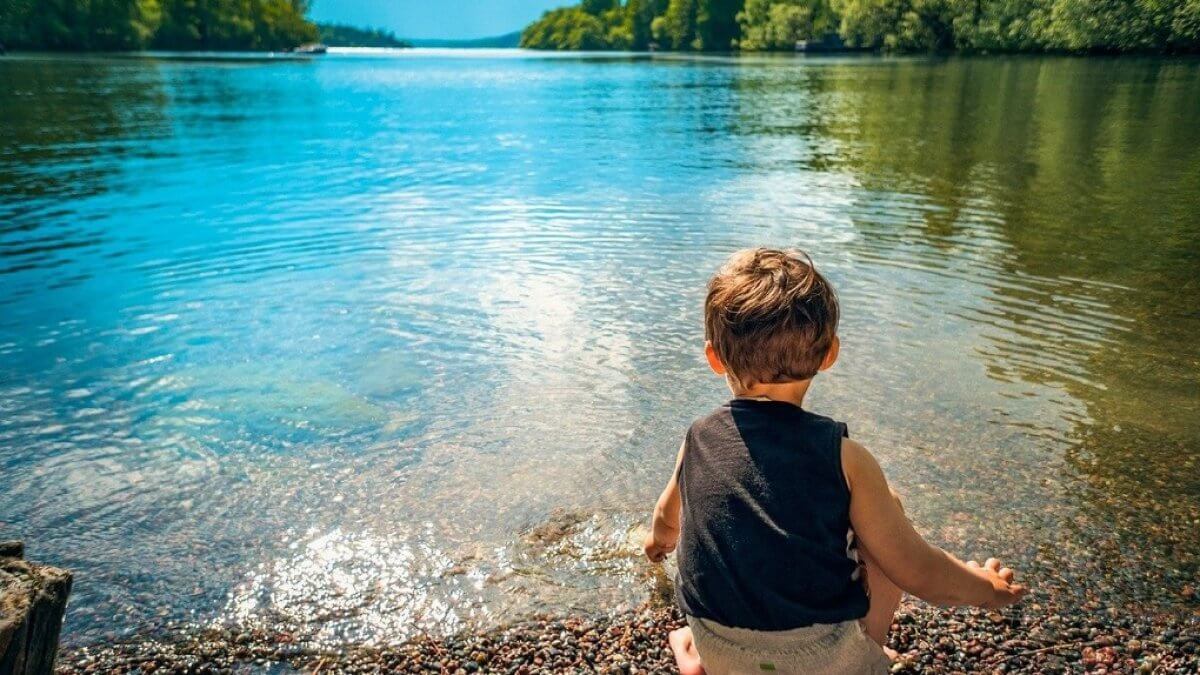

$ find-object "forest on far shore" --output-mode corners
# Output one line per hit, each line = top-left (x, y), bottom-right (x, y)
(4, 0), (1197, 55)
(318, 23), (411, 48)
(0, 0), (317, 51)
(520, 0), (1200, 53)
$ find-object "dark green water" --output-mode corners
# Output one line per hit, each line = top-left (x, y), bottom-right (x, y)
(1, 51), (1197, 646)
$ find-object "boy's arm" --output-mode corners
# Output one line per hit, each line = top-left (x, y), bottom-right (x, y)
(842, 438), (1027, 608)
(643, 439), (686, 563)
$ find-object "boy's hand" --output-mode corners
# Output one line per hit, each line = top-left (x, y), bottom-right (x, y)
(967, 558), (1027, 609)
(643, 522), (678, 563)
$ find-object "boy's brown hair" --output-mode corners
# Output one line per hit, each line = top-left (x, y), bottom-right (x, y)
(705, 248), (839, 387)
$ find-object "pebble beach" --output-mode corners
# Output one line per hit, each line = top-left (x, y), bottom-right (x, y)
(58, 596), (1199, 674)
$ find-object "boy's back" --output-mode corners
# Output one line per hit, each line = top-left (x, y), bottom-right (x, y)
(676, 399), (868, 630)
(644, 248), (1026, 675)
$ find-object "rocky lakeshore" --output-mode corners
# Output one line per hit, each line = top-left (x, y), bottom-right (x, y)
(58, 597), (1198, 674)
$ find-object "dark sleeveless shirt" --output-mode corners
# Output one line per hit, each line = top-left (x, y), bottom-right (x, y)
(674, 399), (869, 630)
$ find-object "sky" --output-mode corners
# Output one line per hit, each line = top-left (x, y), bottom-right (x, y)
(310, 0), (566, 40)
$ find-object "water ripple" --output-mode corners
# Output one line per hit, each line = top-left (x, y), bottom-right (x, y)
(1, 52), (1197, 646)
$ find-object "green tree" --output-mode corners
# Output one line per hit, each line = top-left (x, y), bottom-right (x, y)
(254, 0), (318, 49)
(622, 0), (663, 48)
(737, 0), (837, 50)
(603, 6), (635, 48)
(582, 0), (621, 14)
(829, 0), (1198, 52)
(1, 0), (163, 50)
(695, 0), (744, 49)
(520, 6), (610, 49)
(949, 0), (1050, 51)
(513, 0), (1200, 53)
(92, 0), (164, 49)
(0, 0), (316, 50)
(832, 0), (955, 50)
(653, 0), (699, 48)
(1172, 0), (1200, 48)
(1042, 0), (1168, 51)
(152, 0), (314, 50)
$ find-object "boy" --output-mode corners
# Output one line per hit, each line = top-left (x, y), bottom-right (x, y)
(644, 248), (1026, 675)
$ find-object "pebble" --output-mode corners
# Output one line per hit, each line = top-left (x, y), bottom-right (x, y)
(55, 598), (1200, 674)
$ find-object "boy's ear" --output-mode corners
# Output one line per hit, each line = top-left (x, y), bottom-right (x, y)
(819, 336), (840, 372)
(704, 341), (727, 375)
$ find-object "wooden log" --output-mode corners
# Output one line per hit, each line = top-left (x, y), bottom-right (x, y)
(0, 543), (72, 675)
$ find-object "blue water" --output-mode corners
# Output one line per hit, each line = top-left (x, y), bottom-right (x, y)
(1, 50), (1198, 646)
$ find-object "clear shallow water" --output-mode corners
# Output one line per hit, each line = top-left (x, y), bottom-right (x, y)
(1, 50), (1198, 646)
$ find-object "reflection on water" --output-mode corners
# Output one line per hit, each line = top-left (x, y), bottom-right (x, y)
(226, 526), (467, 644)
(0, 52), (1197, 646)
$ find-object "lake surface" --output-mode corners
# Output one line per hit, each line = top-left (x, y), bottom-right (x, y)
(1, 50), (1198, 647)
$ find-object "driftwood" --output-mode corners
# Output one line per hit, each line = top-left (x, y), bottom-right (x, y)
(0, 542), (72, 675)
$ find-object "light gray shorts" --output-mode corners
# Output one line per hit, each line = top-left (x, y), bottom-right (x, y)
(687, 616), (891, 675)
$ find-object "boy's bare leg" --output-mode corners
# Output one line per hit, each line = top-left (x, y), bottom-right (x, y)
(668, 626), (705, 675)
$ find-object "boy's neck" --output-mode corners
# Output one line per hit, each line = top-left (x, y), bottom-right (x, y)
(732, 378), (813, 408)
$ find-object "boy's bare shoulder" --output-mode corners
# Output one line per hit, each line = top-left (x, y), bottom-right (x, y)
(840, 436), (891, 496)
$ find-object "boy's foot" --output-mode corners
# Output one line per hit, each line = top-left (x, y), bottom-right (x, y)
(668, 627), (705, 675)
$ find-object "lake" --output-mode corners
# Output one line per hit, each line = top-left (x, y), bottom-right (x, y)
(1, 50), (1197, 648)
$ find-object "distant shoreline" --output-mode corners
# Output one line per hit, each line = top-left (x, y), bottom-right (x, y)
(6, 47), (1200, 60)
